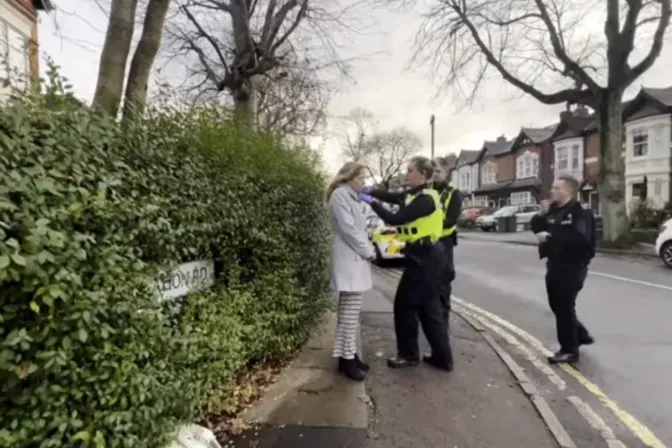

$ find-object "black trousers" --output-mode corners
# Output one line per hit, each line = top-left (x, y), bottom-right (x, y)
(545, 264), (592, 355)
(438, 237), (456, 322)
(394, 242), (453, 367)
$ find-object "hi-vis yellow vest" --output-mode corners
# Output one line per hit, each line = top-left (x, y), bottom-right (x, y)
(441, 187), (457, 238)
(395, 189), (443, 243)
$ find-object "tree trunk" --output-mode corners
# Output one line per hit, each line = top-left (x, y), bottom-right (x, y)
(122, 0), (171, 120)
(93, 0), (139, 117)
(597, 89), (629, 242)
(233, 77), (259, 130)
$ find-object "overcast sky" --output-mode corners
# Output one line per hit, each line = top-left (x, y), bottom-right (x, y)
(39, 1), (672, 173)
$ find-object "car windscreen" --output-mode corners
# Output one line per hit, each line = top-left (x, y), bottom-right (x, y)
(493, 206), (517, 216)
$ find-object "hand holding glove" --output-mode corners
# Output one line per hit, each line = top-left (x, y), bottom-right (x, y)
(535, 231), (550, 244)
(359, 192), (374, 204)
(361, 186), (373, 194)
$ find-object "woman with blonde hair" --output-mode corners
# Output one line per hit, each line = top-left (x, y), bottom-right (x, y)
(327, 161), (376, 381)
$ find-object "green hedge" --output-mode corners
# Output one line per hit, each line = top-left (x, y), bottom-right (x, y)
(0, 84), (330, 447)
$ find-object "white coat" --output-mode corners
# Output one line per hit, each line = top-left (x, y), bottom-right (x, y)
(328, 185), (375, 293)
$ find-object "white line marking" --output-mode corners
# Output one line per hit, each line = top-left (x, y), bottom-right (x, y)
(589, 271), (672, 292)
(456, 305), (566, 391)
(567, 396), (627, 448)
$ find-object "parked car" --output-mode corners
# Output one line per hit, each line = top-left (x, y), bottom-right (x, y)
(365, 215), (405, 262)
(655, 218), (672, 268)
(460, 206), (490, 222)
(515, 204), (541, 229)
(476, 204), (540, 231)
(476, 205), (519, 231)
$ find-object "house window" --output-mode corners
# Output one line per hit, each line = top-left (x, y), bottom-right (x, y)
(517, 152), (539, 179)
(480, 163), (497, 185)
(632, 129), (648, 157)
(632, 182), (647, 200)
(556, 147), (568, 171)
(461, 171), (471, 190)
(571, 144), (580, 169)
(510, 191), (532, 205)
(0, 20), (30, 87)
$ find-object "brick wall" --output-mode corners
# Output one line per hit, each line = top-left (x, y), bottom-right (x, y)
(494, 153), (515, 182)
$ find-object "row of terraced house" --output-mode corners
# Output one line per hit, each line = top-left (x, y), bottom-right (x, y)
(431, 86), (672, 216)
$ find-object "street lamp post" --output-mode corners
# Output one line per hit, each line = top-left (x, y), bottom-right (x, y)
(430, 114), (435, 159)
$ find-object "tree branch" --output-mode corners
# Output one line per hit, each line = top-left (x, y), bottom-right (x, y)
(625, 0), (671, 83)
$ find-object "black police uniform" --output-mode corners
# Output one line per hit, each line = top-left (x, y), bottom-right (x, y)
(369, 185), (453, 371)
(531, 200), (595, 364)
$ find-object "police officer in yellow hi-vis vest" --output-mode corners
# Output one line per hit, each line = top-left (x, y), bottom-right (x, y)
(431, 159), (462, 324)
(359, 156), (453, 371)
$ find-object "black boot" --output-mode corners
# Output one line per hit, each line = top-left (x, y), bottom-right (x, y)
(387, 356), (420, 368)
(422, 354), (453, 372)
(548, 351), (579, 364)
(340, 358), (366, 381)
(354, 354), (370, 372)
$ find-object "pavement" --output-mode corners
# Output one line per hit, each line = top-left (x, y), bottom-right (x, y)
(228, 243), (672, 447)
(228, 271), (580, 448)
(449, 237), (672, 447)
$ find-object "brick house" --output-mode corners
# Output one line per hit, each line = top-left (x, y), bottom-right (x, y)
(454, 149), (481, 205)
(505, 126), (556, 205)
(472, 135), (515, 208)
(621, 86), (672, 210)
(580, 120), (601, 214)
(549, 106), (597, 209)
(0, 0), (52, 96)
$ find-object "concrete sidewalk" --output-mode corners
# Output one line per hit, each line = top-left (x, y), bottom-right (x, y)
(226, 273), (570, 447)
(361, 278), (560, 448)
(460, 230), (657, 258)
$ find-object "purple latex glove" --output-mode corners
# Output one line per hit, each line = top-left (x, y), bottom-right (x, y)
(361, 185), (373, 194)
(359, 192), (374, 204)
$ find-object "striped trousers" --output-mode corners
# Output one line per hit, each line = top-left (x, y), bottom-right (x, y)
(332, 291), (363, 360)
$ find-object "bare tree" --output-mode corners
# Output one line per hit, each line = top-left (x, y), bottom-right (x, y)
(367, 127), (422, 187)
(256, 60), (331, 137)
(93, 0), (139, 115)
(411, 0), (671, 242)
(123, 0), (172, 118)
(337, 107), (379, 163)
(91, 0), (174, 118)
(166, 0), (353, 129)
(338, 109), (420, 186)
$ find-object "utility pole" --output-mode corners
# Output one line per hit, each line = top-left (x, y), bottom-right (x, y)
(430, 114), (435, 159)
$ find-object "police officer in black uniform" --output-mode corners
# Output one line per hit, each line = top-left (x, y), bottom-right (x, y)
(531, 175), (596, 364)
(359, 156), (453, 371)
(431, 160), (462, 325)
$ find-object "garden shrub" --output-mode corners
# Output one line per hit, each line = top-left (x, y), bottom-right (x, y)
(0, 81), (330, 447)
(629, 198), (670, 229)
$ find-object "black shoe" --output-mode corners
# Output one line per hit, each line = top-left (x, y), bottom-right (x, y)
(422, 354), (454, 372)
(579, 335), (595, 346)
(354, 354), (370, 372)
(340, 358), (366, 381)
(548, 351), (579, 364)
(387, 356), (420, 369)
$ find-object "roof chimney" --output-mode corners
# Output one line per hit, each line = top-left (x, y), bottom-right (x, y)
(496, 135), (506, 143)
(574, 105), (589, 117)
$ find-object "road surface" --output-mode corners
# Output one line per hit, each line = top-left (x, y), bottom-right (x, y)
(446, 238), (672, 447)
